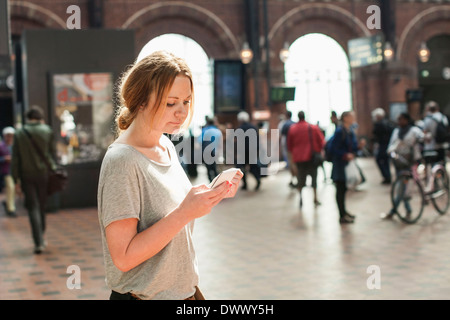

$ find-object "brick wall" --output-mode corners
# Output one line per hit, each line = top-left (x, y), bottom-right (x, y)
(8, 0), (450, 137)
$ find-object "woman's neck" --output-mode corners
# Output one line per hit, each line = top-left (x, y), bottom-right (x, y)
(118, 120), (164, 150)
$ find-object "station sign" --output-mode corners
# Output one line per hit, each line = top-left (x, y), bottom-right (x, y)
(348, 34), (384, 68)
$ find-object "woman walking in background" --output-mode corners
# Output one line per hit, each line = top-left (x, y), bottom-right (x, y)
(329, 111), (358, 224)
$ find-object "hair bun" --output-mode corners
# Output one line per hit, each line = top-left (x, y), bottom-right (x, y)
(117, 107), (132, 131)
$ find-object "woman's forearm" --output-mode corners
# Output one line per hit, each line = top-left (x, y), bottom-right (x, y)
(106, 206), (192, 272)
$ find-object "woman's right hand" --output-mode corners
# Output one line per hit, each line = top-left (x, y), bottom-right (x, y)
(178, 182), (233, 220)
(344, 153), (355, 161)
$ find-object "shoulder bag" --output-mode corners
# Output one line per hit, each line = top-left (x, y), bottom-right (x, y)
(308, 125), (324, 167)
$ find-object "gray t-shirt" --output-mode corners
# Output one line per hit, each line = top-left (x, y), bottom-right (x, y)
(97, 135), (198, 300)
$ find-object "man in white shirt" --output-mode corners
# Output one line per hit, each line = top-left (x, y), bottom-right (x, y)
(422, 101), (448, 164)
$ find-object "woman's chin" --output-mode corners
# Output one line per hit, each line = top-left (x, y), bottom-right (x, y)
(167, 127), (184, 135)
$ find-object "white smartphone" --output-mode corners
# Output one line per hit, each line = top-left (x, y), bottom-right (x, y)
(208, 168), (241, 189)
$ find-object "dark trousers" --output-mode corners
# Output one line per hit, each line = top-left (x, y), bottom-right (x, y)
(110, 287), (205, 300)
(22, 174), (48, 247)
(335, 181), (347, 218)
(110, 291), (140, 300)
(376, 149), (391, 181)
(204, 162), (218, 182)
(238, 163), (261, 187)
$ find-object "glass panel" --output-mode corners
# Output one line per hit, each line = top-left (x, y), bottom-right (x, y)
(51, 72), (115, 165)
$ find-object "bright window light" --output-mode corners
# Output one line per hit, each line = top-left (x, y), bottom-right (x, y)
(137, 34), (213, 136)
(284, 33), (353, 138)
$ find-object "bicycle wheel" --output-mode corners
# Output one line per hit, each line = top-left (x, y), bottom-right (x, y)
(430, 167), (450, 214)
(391, 172), (424, 224)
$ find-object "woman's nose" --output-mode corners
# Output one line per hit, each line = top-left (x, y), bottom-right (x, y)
(176, 103), (188, 117)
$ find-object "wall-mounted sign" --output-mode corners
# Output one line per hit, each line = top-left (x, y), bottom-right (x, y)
(348, 34), (384, 68)
(270, 86), (296, 102)
(214, 60), (245, 113)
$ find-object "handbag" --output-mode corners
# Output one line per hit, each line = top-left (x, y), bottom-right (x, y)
(345, 159), (363, 190)
(23, 128), (68, 195)
(308, 125), (324, 167)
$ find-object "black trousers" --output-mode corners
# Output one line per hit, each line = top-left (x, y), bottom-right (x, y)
(238, 163), (261, 187)
(21, 174), (49, 247)
(204, 162), (218, 182)
(335, 181), (347, 218)
(110, 291), (140, 300)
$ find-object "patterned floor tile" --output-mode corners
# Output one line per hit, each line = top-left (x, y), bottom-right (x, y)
(1, 158), (450, 299)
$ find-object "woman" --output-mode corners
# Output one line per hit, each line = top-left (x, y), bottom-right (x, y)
(329, 111), (358, 224)
(380, 112), (424, 219)
(97, 51), (243, 300)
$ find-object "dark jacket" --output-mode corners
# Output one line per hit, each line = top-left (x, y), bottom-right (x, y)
(330, 126), (358, 182)
(11, 122), (56, 183)
(373, 119), (394, 151)
(236, 121), (259, 165)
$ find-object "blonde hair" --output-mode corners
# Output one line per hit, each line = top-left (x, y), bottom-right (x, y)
(115, 50), (194, 135)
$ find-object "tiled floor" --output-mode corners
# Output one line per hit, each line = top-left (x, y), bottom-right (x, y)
(1, 158), (450, 300)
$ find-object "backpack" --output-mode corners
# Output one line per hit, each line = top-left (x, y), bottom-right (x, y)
(324, 138), (334, 162)
(325, 128), (352, 162)
(429, 116), (450, 144)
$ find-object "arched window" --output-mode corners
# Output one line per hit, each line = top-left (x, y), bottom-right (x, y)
(284, 33), (352, 136)
(137, 34), (213, 136)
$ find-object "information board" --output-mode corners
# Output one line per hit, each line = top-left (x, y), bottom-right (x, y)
(348, 34), (384, 68)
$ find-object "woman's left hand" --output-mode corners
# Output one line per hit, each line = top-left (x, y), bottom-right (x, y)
(223, 169), (244, 198)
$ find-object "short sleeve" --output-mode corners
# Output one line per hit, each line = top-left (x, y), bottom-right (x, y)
(98, 152), (141, 228)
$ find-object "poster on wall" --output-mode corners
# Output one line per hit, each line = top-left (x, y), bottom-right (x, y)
(214, 60), (245, 113)
(50, 72), (115, 165)
(389, 102), (408, 122)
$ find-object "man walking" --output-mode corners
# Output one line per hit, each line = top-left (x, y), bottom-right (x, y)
(199, 116), (223, 182)
(11, 106), (56, 254)
(287, 111), (325, 208)
(422, 101), (448, 165)
(372, 108), (394, 184)
(236, 111), (261, 191)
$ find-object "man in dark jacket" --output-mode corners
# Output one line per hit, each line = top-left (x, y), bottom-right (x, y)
(236, 111), (261, 191)
(372, 108), (394, 184)
(11, 106), (56, 254)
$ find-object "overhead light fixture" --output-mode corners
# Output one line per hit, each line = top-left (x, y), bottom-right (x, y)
(240, 42), (253, 64)
(383, 41), (394, 62)
(279, 42), (290, 63)
(418, 42), (430, 63)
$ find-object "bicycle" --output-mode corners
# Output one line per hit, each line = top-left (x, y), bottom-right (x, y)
(389, 151), (450, 224)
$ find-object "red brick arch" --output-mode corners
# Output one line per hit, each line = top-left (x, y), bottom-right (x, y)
(397, 5), (450, 68)
(120, 1), (240, 59)
(9, 0), (66, 34)
(268, 3), (371, 81)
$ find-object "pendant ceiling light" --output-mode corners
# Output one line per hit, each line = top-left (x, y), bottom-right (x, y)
(240, 42), (253, 64)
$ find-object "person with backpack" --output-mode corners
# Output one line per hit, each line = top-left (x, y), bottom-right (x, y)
(422, 101), (448, 165)
(328, 111), (359, 224)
